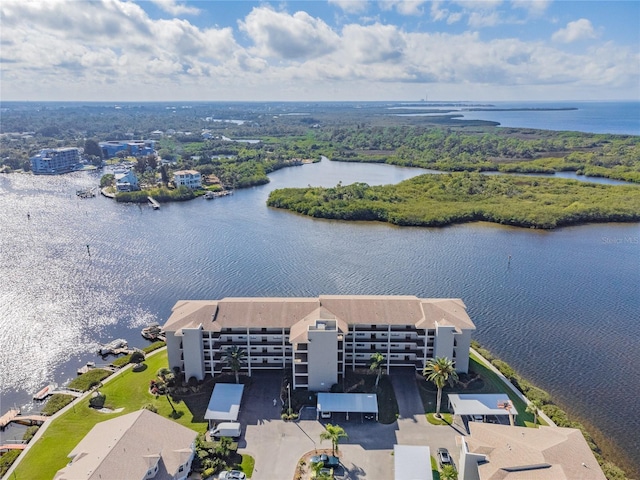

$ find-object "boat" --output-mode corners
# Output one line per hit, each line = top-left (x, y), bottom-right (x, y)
(33, 384), (55, 401)
(141, 323), (165, 341)
(98, 339), (128, 356)
(204, 191), (216, 200)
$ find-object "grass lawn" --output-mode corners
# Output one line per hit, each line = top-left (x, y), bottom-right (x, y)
(12, 350), (209, 480)
(417, 354), (543, 427)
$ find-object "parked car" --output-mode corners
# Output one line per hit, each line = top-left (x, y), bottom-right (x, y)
(219, 470), (246, 480)
(310, 453), (340, 467)
(437, 448), (452, 468)
(320, 411), (332, 419)
(469, 414), (484, 422)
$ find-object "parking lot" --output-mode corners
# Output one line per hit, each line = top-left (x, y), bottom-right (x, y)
(236, 371), (464, 480)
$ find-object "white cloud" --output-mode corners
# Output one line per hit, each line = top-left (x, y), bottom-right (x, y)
(150, 0), (200, 16)
(328, 0), (369, 14)
(379, 0), (428, 16)
(511, 0), (551, 17)
(468, 11), (501, 27)
(239, 7), (340, 60)
(552, 18), (598, 43)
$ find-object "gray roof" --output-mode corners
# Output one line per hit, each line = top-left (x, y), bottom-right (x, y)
(394, 445), (433, 480)
(54, 409), (197, 480)
(163, 296), (475, 334)
(317, 393), (378, 414)
(205, 383), (245, 421)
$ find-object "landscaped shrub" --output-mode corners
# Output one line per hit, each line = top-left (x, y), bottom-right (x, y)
(89, 393), (106, 409)
(143, 341), (165, 353)
(143, 403), (158, 413)
(130, 350), (145, 364)
(41, 394), (74, 416)
(67, 369), (111, 391)
(112, 355), (132, 368)
(0, 450), (21, 477)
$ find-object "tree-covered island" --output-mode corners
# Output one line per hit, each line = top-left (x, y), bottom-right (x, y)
(267, 173), (640, 229)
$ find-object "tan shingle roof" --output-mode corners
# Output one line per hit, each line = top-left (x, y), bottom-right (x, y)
(54, 409), (197, 480)
(162, 296), (474, 333)
(466, 423), (606, 480)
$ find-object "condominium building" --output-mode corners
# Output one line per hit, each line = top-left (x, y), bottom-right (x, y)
(173, 170), (202, 189)
(162, 296), (475, 391)
(30, 148), (80, 174)
(99, 140), (155, 159)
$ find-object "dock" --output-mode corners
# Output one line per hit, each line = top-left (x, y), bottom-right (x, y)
(147, 196), (160, 209)
(0, 443), (26, 455)
(33, 384), (55, 401)
(0, 409), (47, 430)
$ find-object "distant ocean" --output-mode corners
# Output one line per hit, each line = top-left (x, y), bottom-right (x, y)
(396, 101), (640, 136)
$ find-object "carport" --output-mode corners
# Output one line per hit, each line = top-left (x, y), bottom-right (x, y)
(316, 393), (378, 421)
(394, 445), (433, 480)
(205, 383), (244, 427)
(447, 393), (518, 423)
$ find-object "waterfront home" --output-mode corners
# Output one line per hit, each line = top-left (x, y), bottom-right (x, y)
(53, 409), (197, 480)
(458, 423), (606, 480)
(162, 296), (475, 390)
(115, 170), (140, 192)
(30, 148), (80, 174)
(173, 170), (202, 189)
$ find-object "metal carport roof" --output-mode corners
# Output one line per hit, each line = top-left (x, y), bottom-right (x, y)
(317, 393), (378, 420)
(447, 393), (518, 417)
(394, 445), (433, 480)
(205, 383), (244, 423)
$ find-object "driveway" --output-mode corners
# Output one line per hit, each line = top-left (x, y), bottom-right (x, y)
(238, 371), (463, 479)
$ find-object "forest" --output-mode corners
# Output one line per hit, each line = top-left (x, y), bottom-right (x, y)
(267, 173), (640, 229)
(1, 101), (639, 190)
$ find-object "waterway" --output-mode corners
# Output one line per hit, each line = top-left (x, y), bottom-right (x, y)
(1, 160), (639, 473)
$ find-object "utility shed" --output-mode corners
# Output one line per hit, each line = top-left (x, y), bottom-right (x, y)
(394, 445), (433, 480)
(316, 393), (378, 421)
(205, 383), (244, 426)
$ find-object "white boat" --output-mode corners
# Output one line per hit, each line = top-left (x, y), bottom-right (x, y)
(98, 339), (128, 356)
(141, 323), (165, 340)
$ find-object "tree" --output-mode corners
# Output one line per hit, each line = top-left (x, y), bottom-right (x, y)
(526, 400), (542, 425)
(319, 423), (348, 456)
(441, 464), (458, 480)
(222, 345), (246, 384)
(369, 352), (385, 388)
(423, 357), (458, 418)
(84, 139), (103, 159)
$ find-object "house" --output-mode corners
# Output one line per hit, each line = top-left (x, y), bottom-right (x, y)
(99, 140), (155, 159)
(173, 170), (201, 189)
(53, 409), (197, 480)
(162, 296), (475, 390)
(115, 170), (140, 192)
(30, 148), (80, 174)
(458, 423), (607, 480)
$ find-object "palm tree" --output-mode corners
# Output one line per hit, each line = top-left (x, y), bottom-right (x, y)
(526, 400), (542, 425)
(369, 352), (385, 388)
(222, 345), (246, 384)
(319, 423), (348, 456)
(423, 356), (458, 418)
(441, 464), (458, 480)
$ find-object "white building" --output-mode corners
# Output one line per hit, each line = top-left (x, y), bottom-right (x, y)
(30, 148), (80, 174)
(115, 170), (140, 192)
(173, 170), (202, 189)
(162, 296), (475, 390)
(54, 409), (197, 480)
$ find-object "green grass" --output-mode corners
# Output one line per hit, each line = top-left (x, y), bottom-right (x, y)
(426, 413), (453, 425)
(239, 454), (255, 477)
(431, 456), (441, 480)
(12, 350), (208, 480)
(67, 368), (111, 391)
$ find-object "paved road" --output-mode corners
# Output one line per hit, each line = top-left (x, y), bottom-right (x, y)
(238, 371), (464, 479)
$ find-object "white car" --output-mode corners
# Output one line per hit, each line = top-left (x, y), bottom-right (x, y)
(219, 471), (246, 480)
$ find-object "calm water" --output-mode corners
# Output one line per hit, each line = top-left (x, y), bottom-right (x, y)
(1, 160), (639, 472)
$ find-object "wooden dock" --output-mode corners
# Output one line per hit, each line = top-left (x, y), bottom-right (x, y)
(147, 196), (160, 209)
(0, 409), (47, 430)
(0, 409), (20, 430)
(0, 443), (26, 455)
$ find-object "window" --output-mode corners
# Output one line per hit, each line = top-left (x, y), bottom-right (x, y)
(179, 465), (184, 472)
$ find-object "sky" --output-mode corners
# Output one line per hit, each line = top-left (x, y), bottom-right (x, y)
(0, 0), (639, 102)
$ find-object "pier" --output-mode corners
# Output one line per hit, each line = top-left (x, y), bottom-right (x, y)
(0, 409), (47, 430)
(147, 196), (160, 209)
(0, 443), (26, 455)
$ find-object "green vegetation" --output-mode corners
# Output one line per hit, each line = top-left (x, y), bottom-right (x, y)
(431, 456), (441, 480)
(369, 352), (385, 388)
(0, 450), (21, 478)
(319, 424), (348, 456)
(67, 368), (111, 391)
(116, 185), (195, 203)
(22, 425), (40, 443)
(221, 345), (247, 384)
(423, 357), (459, 417)
(12, 350), (209, 480)
(426, 413), (453, 425)
(332, 370), (399, 424)
(268, 173), (640, 229)
(41, 393), (75, 416)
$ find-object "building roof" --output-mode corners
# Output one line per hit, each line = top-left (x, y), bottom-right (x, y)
(394, 445), (433, 480)
(54, 409), (197, 480)
(317, 393), (378, 414)
(465, 423), (606, 480)
(448, 394), (518, 417)
(205, 383), (245, 422)
(163, 296), (475, 334)
(173, 170), (200, 176)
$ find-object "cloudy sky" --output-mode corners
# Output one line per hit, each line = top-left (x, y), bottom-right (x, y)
(1, 0), (638, 102)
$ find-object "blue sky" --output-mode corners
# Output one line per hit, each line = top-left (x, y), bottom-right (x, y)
(1, 0), (638, 101)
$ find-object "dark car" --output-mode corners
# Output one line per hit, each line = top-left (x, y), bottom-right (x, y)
(437, 448), (452, 468)
(310, 453), (340, 467)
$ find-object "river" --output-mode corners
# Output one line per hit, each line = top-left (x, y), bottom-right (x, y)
(1, 160), (639, 473)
